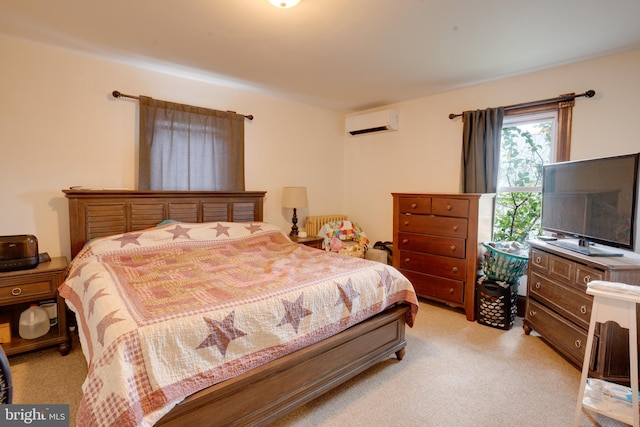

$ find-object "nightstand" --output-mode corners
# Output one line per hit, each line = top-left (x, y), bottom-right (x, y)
(290, 235), (324, 249)
(0, 257), (71, 356)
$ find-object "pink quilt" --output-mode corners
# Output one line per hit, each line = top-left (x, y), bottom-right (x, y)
(60, 221), (418, 427)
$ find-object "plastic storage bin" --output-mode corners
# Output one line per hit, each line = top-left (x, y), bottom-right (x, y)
(476, 277), (518, 330)
(18, 304), (50, 339)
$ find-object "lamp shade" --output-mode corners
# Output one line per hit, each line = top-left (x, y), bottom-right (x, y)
(282, 187), (308, 208)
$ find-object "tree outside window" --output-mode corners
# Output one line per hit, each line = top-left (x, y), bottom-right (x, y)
(493, 113), (556, 243)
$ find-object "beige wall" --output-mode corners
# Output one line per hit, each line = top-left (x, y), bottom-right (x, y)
(0, 34), (345, 259)
(345, 49), (640, 244)
(2, 32), (639, 259)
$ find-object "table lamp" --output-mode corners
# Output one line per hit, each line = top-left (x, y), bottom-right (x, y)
(282, 187), (308, 236)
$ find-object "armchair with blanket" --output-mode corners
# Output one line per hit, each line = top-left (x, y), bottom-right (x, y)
(304, 215), (389, 263)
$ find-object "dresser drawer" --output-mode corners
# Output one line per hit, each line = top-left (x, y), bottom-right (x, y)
(398, 197), (431, 215)
(0, 277), (57, 304)
(432, 198), (469, 218)
(525, 299), (591, 367)
(528, 271), (593, 328)
(399, 250), (466, 280)
(397, 233), (466, 259)
(575, 265), (604, 288)
(530, 249), (549, 271)
(548, 254), (576, 283)
(398, 215), (468, 238)
(400, 269), (464, 304)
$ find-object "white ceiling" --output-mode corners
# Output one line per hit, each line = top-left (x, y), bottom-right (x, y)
(2, 0), (640, 112)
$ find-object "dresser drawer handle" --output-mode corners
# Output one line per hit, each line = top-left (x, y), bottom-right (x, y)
(452, 267), (458, 273)
(529, 310), (536, 317)
(580, 305), (587, 315)
(11, 287), (22, 296)
(535, 282), (541, 290)
(575, 339), (582, 349)
(535, 256), (542, 264)
(450, 245), (456, 252)
(404, 221), (410, 226)
(404, 258), (410, 263)
(402, 238), (409, 244)
(583, 276), (591, 284)
(446, 204), (452, 211)
(452, 225), (458, 231)
(449, 288), (455, 295)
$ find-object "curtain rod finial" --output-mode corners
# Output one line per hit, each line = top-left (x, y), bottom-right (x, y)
(585, 89), (595, 98)
(112, 90), (122, 98)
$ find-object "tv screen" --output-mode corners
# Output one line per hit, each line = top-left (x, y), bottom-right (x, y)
(541, 153), (639, 256)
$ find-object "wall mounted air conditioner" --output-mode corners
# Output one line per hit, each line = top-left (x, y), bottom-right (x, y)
(345, 109), (399, 136)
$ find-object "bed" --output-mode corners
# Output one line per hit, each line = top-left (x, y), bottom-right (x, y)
(61, 190), (419, 427)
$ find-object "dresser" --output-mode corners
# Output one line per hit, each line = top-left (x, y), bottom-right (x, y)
(392, 193), (495, 321)
(524, 240), (640, 384)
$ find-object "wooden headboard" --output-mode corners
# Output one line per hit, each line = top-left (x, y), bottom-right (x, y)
(63, 190), (266, 258)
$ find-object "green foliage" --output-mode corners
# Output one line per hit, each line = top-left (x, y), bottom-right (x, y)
(493, 191), (542, 243)
(493, 122), (551, 244)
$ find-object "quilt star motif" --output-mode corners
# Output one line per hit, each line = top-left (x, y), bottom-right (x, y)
(112, 232), (143, 248)
(277, 294), (313, 334)
(166, 224), (192, 240)
(197, 311), (247, 357)
(335, 278), (361, 313)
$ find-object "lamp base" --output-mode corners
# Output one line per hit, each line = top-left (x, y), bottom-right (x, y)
(289, 208), (299, 236)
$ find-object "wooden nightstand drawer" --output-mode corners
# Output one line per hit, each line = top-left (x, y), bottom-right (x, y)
(0, 278), (56, 303)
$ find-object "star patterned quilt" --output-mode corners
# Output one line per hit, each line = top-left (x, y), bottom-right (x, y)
(60, 221), (418, 427)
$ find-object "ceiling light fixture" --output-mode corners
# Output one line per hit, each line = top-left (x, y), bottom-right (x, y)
(269, 0), (301, 8)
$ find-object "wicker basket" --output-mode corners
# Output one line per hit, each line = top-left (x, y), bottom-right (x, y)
(481, 242), (529, 284)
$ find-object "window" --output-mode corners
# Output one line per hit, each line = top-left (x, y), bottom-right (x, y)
(138, 96), (245, 191)
(492, 99), (574, 243)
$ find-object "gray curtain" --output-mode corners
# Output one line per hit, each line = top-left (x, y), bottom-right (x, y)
(462, 107), (504, 193)
(138, 96), (245, 191)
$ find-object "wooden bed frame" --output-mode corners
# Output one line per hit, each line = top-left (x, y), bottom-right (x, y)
(63, 189), (410, 426)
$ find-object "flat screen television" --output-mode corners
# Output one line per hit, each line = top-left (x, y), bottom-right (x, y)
(541, 153), (639, 257)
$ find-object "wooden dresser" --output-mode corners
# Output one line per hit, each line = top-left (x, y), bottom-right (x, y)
(392, 193), (495, 321)
(524, 240), (640, 384)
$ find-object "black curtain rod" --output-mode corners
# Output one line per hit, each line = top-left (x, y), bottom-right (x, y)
(448, 89), (596, 120)
(112, 90), (254, 121)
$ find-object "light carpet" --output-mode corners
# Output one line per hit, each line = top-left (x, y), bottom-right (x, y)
(7, 300), (628, 426)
